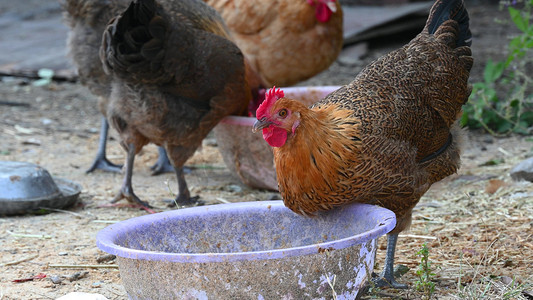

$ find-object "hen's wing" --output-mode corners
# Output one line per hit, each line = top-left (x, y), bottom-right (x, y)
(321, 7), (472, 164)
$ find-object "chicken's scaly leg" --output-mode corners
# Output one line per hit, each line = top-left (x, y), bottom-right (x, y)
(150, 147), (175, 175)
(372, 233), (408, 289)
(112, 143), (152, 208)
(170, 166), (199, 207)
(86, 116), (122, 173)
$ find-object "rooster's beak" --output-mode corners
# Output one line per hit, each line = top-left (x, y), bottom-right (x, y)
(252, 118), (271, 133)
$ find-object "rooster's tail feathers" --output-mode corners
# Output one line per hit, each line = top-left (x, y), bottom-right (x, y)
(425, 0), (472, 47)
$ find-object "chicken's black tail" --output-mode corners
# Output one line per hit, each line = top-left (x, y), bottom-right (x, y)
(101, 0), (177, 84)
(425, 0), (472, 47)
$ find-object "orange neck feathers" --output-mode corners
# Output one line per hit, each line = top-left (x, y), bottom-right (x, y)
(272, 102), (362, 214)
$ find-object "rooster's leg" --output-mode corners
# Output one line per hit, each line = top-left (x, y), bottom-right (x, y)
(150, 147), (175, 175)
(86, 116), (122, 173)
(372, 233), (408, 289)
(112, 143), (152, 208)
(169, 166), (199, 207)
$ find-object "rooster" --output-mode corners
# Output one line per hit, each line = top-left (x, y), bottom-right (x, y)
(95, 0), (251, 207)
(253, 0), (472, 288)
(203, 0), (344, 88)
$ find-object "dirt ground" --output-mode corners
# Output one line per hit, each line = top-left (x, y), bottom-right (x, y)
(1, 1), (532, 299)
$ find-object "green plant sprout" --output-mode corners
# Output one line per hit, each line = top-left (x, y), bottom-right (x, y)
(415, 242), (436, 300)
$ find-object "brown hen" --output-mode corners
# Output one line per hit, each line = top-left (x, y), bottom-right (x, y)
(203, 0), (344, 88)
(63, 0), (176, 175)
(253, 0), (472, 288)
(95, 0), (251, 207)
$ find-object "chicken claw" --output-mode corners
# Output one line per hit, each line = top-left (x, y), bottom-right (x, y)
(371, 233), (408, 289)
(168, 166), (200, 207)
(111, 143), (152, 208)
(172, 194), (201, 207)
(111, 185), (152, 209)
(86, 116), (122, 174)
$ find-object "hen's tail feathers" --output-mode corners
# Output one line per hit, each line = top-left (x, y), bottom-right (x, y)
(423, 0), (473, 129)
(430, 19), (473, 127)
(425, 0), (472, 47)
(101, 0), (174, 84)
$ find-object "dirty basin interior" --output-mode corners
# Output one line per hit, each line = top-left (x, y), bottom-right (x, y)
(214, 86), (341, 191)
(96, 200), (396, 299)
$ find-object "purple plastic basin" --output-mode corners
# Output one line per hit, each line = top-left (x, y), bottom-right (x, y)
(214, 86), (342, 191)
(97, 200), (396, 299)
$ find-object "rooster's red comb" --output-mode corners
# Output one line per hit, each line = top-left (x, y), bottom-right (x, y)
(256, 86), (284, 119)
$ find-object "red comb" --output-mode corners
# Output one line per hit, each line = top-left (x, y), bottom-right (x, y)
(256, 86), (284, 119)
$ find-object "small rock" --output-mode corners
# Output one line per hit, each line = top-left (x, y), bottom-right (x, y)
(96, 254), (116, 263)
(226, 184), (242, 193)
(202, 138), (218, 147)
(41, 118), (53, 125)
(88, 127), (99, 134)
(58, 252), (68, 256)
(510, 157), (533, 182)
(49, 275), (63, 284)
(500, 275), (513, 285)
(63, 271), (89, 282)
(92, 281), (103, 288)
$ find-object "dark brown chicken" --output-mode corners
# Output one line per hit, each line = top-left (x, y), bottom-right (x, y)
(253, 0), (472, 288)
(63, 0), (176, 175)
(90, 0), (251, 207)
(63, 0), (127, 174)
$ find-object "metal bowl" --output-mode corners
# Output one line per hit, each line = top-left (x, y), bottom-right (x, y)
(214, 86), (341, 191)
(96, 200), (396, 299)
(0, 161), (81, 215)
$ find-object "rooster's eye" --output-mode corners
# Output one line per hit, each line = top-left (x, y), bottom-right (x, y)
(278, 109), (288, 118)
